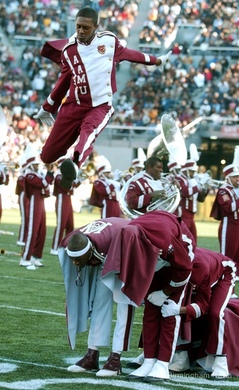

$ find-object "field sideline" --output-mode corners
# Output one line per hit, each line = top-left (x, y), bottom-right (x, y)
(0, 208), (238, 390)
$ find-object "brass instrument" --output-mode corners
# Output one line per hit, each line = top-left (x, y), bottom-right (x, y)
(147, 114), (187, 165)
(119, 168), (133, 181)
(78, 162), (96, 180)
(0, 161), (19, 169)
(120, 114), (187, 218)
(196, 170), (224, 189)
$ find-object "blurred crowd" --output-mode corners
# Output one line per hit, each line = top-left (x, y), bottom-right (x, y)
(139, 0), (239, 49)
(0, 0), (239, 183)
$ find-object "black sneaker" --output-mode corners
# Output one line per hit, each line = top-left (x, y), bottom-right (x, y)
(60, 159), (77, 189)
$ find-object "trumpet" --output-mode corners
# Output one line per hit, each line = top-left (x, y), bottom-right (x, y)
(205, 178), (224, 188)
(196, 171), (224, 189)
(0, 161), (19, 169)
(78, 162), (96, 179)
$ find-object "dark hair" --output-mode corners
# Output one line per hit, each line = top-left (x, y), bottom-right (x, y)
(68, 232), (89, 251)
(145, 156), (162, 169)
(76, 7), (99, 25)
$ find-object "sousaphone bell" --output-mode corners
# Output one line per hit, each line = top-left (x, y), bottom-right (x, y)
(120, 114), (187, 218)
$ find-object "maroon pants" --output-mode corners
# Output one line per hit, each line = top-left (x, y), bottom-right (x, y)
(52, 194), (74, 250)
(41, 101), (114, 167)
(143, 268), (187, 362)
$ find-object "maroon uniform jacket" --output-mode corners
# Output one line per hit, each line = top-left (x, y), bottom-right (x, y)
(89, 177), (122, 218)
(58, 217), (130, 348)
(185, 247), (236, 321)
(210, 183), (239, 273)
(41, 33), (159, 112)
(15, 172), (30, 245)
(125, 173), (164, 214)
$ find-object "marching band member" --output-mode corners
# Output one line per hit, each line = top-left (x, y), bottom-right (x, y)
(131, 158), (145, 175)
(15, 154), (29, 247)
(120, 159), (145, 186)
(125, 156), (167, 214)
(50, 156), (81, 255)
(174, 159), (208, 244)
(57, 217), (133, 377)
(0, 163), (9, 222)
(33, 7), (172, 189)
(19, 143), (54, 269)
(89, 161), (123, 218)
(210, 163), (239, 278)
(102, 210), (195, 382)
(162, 247), (236, 380)
(167, 160), (181, 178)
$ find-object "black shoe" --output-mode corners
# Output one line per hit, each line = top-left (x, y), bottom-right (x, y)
(209, 374), (230, 381)
(126, 362), (142, 369)
(125, 374), (145, 381)
(60, 159), (77, 189)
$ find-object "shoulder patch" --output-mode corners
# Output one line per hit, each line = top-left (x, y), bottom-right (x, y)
(97, 31), (117, 39)
(222, 194), (230, 202)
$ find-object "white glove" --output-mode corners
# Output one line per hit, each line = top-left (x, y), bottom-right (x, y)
(33, 107), (55, 126)
(157, 50), (172, 67)
(147, 290), (169, 307)
(113, 169), (122, 181)
(161, 299), (180, 317)
(197, 173), (211, 187)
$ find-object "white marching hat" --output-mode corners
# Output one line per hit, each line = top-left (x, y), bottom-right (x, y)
(223, 164), (239, 177)
(132, 158), (144, 168)
(24, 142), (41, 168)
(97, 162), (112, 176)
(181, 159), (198, 172)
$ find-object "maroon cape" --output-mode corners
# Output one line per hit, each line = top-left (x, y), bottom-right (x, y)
(102, 224), (159, 306)
(40, 35), (76, 66)
(102, 211), (193, 307)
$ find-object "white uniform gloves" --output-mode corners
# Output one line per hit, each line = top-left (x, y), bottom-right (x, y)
(148, 291), (181, 317)
(157, 50), (172, 67)
(161, 299), (180, 317)
(33, 107), (55, 126)
(147, 290), (169, 307)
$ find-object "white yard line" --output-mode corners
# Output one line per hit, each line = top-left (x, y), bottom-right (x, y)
(0, 305), (65, 316)
(0, 303), (142, 325)
(0, 358), (237, 390)
(0, 275), (64, 285)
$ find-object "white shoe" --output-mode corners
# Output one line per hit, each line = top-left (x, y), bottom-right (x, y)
(211, 356), (229, 379)
(67, 364), (86, 373)
(169, 351), (190, 372)
(50, 249), (58, 255)
(26, 264), (37, 271)
(197, 354), (214, 372)
(30, 256), (44, 267)
(96, 369), (119, 377)
(126, 358), (156, 379)
(146, 360), (170, 380)
(16, 240), (25, 246)
(19, 258), (31, 267)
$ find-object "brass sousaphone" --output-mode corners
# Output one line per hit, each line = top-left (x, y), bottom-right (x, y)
(120, 114), (187, 218)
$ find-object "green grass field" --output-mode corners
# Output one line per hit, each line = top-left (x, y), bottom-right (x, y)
(0, 208), (238, 390)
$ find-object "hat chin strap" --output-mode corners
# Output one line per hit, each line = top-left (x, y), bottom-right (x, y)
(228, 176), (239, 188)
